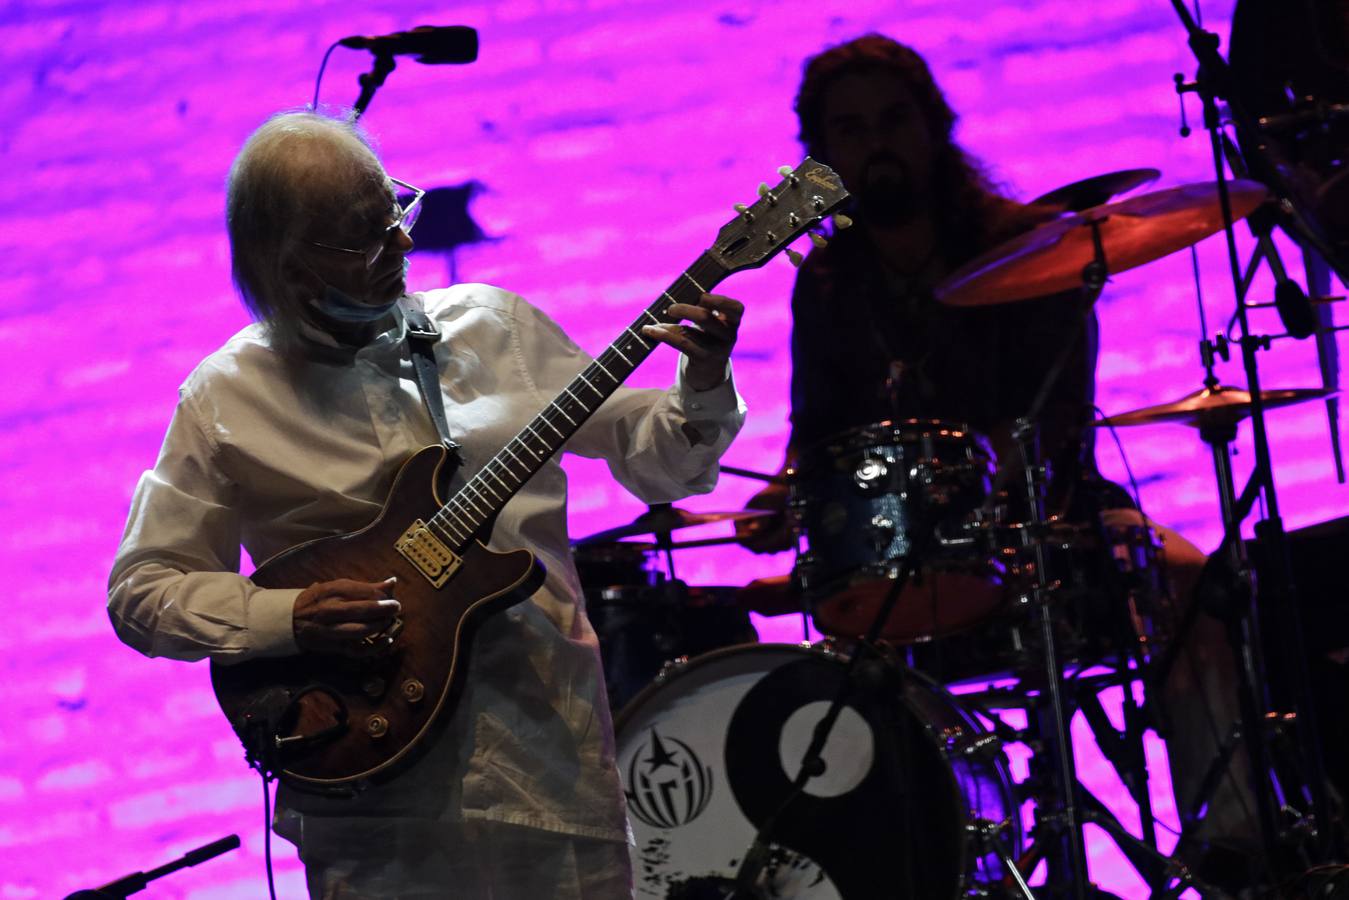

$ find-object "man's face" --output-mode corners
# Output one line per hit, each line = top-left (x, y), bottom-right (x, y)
(297, 156), (414, 308)
(818, 72), (938, 227)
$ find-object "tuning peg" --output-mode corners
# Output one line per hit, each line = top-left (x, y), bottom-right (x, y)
(734, 202), (754, 221)
(809, 231), (828, 249)
(757, 182), (778, 206)
(785, 247), (804, 268)
(757, 183), (770, 197)
(832, 213), (853, 230)
(777, 165), (793, 176)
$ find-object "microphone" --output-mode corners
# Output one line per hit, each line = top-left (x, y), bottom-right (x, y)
(338, 25), (478, 64)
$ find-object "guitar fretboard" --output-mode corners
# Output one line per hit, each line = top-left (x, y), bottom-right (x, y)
(428, 251), (727, 548)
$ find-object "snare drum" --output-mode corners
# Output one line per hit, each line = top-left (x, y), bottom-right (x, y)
(615, 643), (1020, 898)
(793, 420), (1005, 642)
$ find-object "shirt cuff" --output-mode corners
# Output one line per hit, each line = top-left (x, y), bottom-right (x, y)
(675, 356), (739, 418)
(247, 588), (302, 658)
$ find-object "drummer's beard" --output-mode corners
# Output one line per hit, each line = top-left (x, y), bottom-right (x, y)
(857, 154), (930, 228)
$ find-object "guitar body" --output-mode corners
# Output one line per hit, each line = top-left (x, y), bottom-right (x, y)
(210, 445), (544, 789)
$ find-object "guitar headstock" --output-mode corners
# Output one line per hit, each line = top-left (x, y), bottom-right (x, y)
(709, 158), (850, 274)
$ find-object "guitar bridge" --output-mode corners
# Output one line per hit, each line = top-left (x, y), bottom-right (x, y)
(394, 520), (462, 588)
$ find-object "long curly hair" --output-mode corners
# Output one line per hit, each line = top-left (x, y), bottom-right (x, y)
(794, 34), (1032, 261)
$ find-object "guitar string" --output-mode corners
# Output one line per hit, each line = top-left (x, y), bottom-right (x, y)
(425, 254), (724, 548)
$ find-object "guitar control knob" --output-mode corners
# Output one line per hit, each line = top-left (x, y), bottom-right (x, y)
(401, 679), (425, 703)
(366, 715), (389, 738)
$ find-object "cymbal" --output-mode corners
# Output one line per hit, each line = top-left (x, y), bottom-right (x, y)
(574, 504), (775, 545)
(937, 180), (1269, 306)
(1030, 168), (1161, 212)
(1093, 385), (1335, 429)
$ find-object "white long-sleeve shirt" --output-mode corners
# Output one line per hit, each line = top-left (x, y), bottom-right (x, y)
(108, 283), (746, 841)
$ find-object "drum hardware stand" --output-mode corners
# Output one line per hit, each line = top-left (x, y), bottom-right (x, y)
(729, 523), (992, 897)
(1075, 788), (1231, 900)
(970, 818), (1039, 900)
(998, 221), (1113, 900)
(1170, 0), (1343, 871)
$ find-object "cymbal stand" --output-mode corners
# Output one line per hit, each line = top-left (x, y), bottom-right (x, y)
(1169, 0), (1340, 868)
(1004, 223), (1110, 899)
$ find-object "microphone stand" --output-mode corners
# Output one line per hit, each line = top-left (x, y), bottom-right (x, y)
(1168, 0), (1340, 869)
(62, 835), (241, 899)
(351, 50), (396, 119)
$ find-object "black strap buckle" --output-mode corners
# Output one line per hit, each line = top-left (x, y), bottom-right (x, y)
(407, 322), (440, 343)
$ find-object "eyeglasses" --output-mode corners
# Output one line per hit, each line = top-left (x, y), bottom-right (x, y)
(307, 177), (425, 270)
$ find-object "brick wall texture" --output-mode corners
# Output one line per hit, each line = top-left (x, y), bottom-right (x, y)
(2, 0), (1339, 896)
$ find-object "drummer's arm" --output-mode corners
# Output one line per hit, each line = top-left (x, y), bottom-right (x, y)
(736, 448), (797, 553)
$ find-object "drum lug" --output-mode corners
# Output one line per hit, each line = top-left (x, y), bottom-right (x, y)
(654, 655), (690, 684)
(951, 732), (1003, 761)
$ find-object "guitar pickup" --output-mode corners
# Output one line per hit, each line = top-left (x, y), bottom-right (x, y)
(394, 520), (462, 588)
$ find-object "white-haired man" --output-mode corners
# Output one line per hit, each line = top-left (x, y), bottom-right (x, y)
(108, 110), (746, 898)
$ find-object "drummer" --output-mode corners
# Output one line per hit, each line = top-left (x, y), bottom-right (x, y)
(738, 33), (1254, 887)
(742, 33), (1123, 541)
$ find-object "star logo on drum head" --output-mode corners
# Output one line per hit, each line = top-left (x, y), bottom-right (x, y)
(625, 725), (714, 829)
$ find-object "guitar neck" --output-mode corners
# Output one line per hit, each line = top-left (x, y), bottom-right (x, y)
(430, 252), (728, 545)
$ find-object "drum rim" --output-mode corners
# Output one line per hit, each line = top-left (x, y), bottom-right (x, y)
(612, 640), (1022, 897)
(800, 418), (990, 456)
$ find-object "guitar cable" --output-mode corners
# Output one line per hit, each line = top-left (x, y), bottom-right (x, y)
(261, 768), (278, 900)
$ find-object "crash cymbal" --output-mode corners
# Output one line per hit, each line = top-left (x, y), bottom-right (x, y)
(1030, 167), (1161, 212)
(1093, 385), (1335, 428)
(574, 503), (775, 545)
(937, 180), (1269, 306)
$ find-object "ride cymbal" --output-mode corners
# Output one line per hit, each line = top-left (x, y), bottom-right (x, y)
(937, 180), (1269, 306)
(1093, 385), (1335, 429)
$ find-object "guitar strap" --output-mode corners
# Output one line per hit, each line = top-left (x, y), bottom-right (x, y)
(402, 302), (463, 464)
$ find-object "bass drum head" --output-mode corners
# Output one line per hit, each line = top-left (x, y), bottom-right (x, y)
(616, 644), (1006, 899)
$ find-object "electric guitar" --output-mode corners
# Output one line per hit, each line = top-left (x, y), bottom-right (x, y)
(209, 159), (849, 790)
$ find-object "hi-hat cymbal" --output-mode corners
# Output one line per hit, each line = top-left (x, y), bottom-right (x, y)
(574, 504), (775, 545)
(937, 180), (1269, 306)
(1093, 385), (1335, 429)
(1030, 168), (1161, 212)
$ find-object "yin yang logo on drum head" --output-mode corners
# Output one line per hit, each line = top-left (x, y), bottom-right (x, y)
(625, 726), (714, 828)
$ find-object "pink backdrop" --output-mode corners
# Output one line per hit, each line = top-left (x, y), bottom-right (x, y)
(3, 0), (1342, 896)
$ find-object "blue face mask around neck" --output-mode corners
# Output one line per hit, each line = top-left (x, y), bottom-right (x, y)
(309, 259), (410, 324)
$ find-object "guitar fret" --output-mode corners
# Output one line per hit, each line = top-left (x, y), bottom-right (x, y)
(459, 487), (490, 518)
(642, 309), (662, 325)
(551, 402), (577, 427)
(428, 514), (462, 546)
(484, 466), (512, 494)
(592, 359), (616, 382)
(504, 443), (531, 467)
(511, 439), (541, 462)
(681, 271), (707, 293)
(624, 327), (653, 348)
(611, 344), (633, 365)
(441, 504), (474, 541)
(540, 417), (566, 439)
(562, 385), (588, 410)
(524, 422), (551, 451)
(475, 474), (504, 502)
(577, 372), (604, 398)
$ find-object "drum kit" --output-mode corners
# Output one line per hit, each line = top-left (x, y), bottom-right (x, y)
(573, 5), (1349, 895)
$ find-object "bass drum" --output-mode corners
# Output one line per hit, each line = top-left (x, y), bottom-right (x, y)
(615, 643), (1019, 899)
